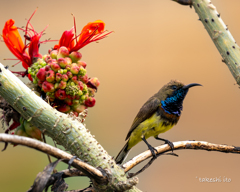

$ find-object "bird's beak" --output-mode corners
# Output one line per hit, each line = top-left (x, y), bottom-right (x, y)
(182, 83), (202, 90)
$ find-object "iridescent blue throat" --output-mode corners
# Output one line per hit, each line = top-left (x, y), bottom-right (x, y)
(161, 88), (188, 116)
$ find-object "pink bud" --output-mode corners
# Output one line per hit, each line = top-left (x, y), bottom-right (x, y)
(65, 57), (72, 65)
(78, 74), (88, 84)
(42, 81), (55, 92)
(65, 64), (71, 71)
(45, 65), (51, 71)
(58, 81), (67, 89)
(50, 50), (58, 59)
(46, 70), (55, 82)
(77, 61), (87, 69)
(72, 103), (87, 113)
(58, 58), (68, 68)
(55, 89), (67, 100)
(69, 51), (82, 63)
(77, 81), (84, 90)
(62, 74), (69, 82)
(85, 97), (96, 107)
(47, 58), (57, 64)
(71, 76), (78, 84)
(57, 103), (71, 113)
(89, 77), (100, 87)
(57, 46), (69, 59)
(43, 55), (51, 63)
(70, 63), (80, 74)
(50, 62), (61, 72)
(56, 73), (62, 82)
(66, 71), (73, 78)
(36, 68), (46, 81)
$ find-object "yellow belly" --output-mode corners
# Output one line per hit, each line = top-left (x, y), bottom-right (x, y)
(127, 112), (174, 149)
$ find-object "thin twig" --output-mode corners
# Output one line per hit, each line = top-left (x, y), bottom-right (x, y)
(123, 140), (240, 173)
(0, 134), (107, 184)
(54, 168), (87, 178)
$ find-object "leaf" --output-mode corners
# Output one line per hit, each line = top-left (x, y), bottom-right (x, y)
(28, 159), (63, 192)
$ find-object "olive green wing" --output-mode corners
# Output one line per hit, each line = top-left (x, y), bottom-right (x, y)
(125, 96), (161, 140)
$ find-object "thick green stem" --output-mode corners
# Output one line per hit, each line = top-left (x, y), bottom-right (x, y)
(0, 63), (141, 192)
(192, 0), (240, 84)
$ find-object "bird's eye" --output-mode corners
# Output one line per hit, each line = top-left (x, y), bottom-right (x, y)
(172, 85), (177, 90)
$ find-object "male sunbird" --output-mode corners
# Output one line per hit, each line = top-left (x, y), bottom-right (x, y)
(115, 80), (201, 164)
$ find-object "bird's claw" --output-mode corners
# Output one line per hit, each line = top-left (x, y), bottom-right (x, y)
(164, 140), (174, 152)
(148, 145), (158, 159)
(155, 137), (175, 152)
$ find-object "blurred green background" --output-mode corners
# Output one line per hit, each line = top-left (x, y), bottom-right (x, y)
(1, 0), (240, 191)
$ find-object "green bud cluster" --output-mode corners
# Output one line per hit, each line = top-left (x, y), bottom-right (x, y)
(28, 59), (47, 84)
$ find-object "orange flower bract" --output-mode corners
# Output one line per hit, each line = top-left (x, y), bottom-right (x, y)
(2, 19), (31, 69)
(54, 20), (112, 52)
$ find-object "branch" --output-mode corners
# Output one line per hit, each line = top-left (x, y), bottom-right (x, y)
(123, 140), (240, 173)
(0, 134), (106, 183)
(3, 133), (238, 181)
(0, 63), (140, 192)
(54, 168), (87, 178)
(173, 0), (240, 85)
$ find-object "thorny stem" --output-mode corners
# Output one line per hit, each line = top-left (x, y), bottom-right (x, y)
(0, 64), (140, 192)
(174, 0), (240, 85)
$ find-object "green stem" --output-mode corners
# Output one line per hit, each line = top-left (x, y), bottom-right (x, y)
(194, 0), (240, 84)
(175, 0), (240, 85)
(0, 63), (141, 192)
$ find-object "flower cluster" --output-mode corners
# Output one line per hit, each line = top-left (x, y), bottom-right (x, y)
(1, 10), (111, 141)
(28, 46), (99, 116)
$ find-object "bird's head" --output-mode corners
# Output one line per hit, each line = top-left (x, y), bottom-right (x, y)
(158, 80), (201, 115)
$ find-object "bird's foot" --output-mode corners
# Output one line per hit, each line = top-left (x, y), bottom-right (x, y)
(148, 145), (158, 159)
(165, 139), (174, 152)
(155, 137), (174, 152)
(142, 136), (158, 158)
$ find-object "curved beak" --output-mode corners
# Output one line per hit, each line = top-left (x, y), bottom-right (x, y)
(182, 83), (202, 90)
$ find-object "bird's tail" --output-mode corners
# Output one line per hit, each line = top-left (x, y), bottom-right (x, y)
(115, 141), (131, 164)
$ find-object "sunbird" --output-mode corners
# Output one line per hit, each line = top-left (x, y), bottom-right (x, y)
(115, 80), (201, 164)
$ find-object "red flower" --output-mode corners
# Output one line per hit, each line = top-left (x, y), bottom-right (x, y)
(54, 19), (112, 52)
(28, 33), (43, 63)
(2, 19), (31, 69)
(2, 10), (50, 80)
(54, 27), (75, 51)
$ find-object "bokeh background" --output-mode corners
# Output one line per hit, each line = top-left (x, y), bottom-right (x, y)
(0, 0), (240, 191)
